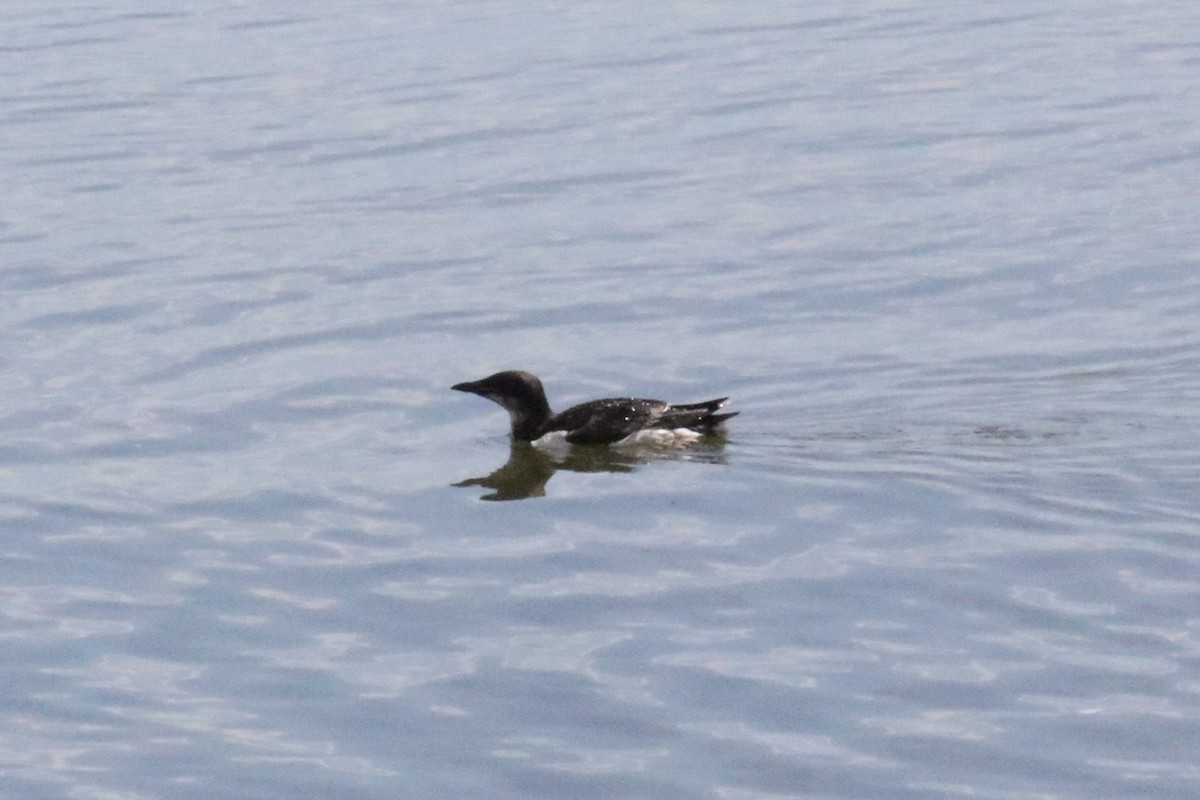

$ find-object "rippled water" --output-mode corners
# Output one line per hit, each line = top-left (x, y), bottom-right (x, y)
(4, 2), (1200, 798)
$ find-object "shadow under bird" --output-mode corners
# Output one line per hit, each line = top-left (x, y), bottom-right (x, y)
(452, 370), (738, 446)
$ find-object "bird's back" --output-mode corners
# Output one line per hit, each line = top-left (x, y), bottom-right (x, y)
(548, 396), (735, 446)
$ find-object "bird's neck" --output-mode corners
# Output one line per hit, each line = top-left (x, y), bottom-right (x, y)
(508, 397), (551, 441)
(511, 414), (546, 441)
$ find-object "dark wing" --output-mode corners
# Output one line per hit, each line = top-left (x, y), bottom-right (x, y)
(551, 398), (667, 445)
(659, 397), (737, 433)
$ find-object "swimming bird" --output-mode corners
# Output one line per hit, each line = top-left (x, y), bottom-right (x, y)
(452, 370), (737, 446)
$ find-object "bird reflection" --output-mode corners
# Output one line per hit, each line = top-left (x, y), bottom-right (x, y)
(453, 437), (729, 501)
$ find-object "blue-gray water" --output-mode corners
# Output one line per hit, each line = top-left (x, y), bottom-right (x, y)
(4, 2), (1200, 798)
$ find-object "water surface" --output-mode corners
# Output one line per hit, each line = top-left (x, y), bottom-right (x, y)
(3, 2), (1200, 798)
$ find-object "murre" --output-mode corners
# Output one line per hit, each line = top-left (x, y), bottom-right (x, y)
(452, 370), (738, 446)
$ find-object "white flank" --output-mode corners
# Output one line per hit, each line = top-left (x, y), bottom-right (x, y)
(532, 430), (572, 449)
(618, 428), (703, 446)
(533, 428), (703, 447)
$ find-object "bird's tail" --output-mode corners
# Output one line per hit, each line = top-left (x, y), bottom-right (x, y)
(670, 397), (729, 413)
(662, 398), (738, 433)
